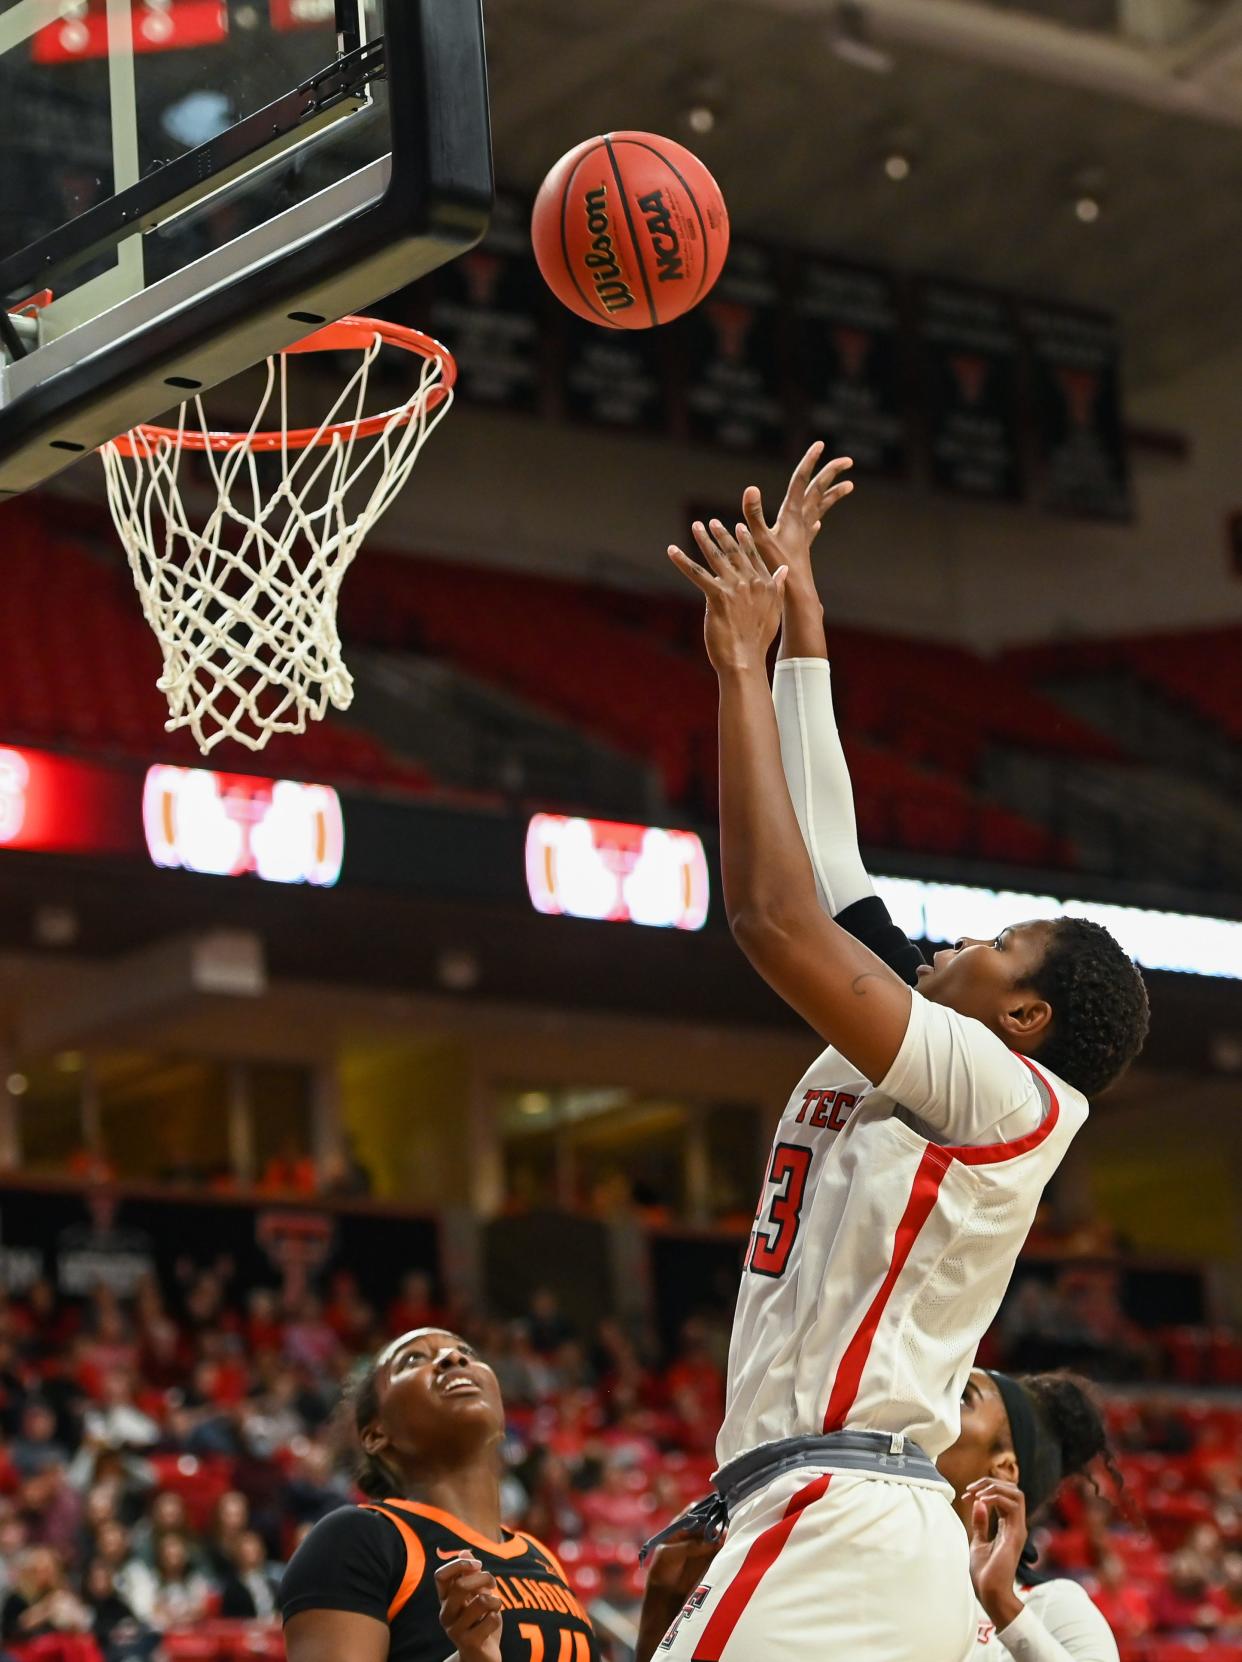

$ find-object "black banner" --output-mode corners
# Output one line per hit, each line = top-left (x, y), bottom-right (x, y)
(796, 259), (909, 477)
(561, 317), (669, 433)
(679, 242), (787, 454)
(1024, 304), (1131, 521)
(428, 194), (546, 414)
(919, 282), (1023, 501)
(0, 1184), (440, 1311)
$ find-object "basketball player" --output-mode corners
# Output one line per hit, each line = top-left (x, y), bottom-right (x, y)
(943, 1367), (1121, 1660)
(635, 1371), (1122, 1662)
(644, 451), (1149, 1661)
(280, 1329), (599, 1662)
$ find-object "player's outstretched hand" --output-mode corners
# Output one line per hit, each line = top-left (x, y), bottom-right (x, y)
(668, 519), (787, 676)
(965, 1477), (1027, 1634)
(741, 443), (854, 589)
(436, 1556), (503, 1662)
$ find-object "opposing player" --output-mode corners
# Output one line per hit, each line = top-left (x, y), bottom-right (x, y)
(280, 1329), (598, 1662)
(649, 453), (1148, 1661)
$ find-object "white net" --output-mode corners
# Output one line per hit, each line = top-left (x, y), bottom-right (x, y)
(100, 326), (453, 754)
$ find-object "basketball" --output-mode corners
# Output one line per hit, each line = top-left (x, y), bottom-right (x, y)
(531, 131), (730, 330)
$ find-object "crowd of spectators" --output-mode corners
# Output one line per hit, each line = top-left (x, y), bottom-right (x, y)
(0, 1258), (1239, 1662)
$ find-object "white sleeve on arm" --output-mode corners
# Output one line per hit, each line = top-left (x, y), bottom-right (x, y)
(772, 657), (874, 916)
(878, 992), (1045, 1147)
(996, 1582), (1120, 1662)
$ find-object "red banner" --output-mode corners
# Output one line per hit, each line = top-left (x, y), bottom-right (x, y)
(33, 2), (228, 64)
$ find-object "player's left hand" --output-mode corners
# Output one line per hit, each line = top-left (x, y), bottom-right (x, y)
(668, 519), (787, 675)
(966, 1477), (1028, 1633)
(740, 443), (854, 591)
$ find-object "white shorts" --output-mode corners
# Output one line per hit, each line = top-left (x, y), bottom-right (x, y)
(656, 1466), (976, 1662)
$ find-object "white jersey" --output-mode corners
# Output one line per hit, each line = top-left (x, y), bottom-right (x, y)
(718, 992), (1087, 1465)
(974, 1580), (1120, 1662)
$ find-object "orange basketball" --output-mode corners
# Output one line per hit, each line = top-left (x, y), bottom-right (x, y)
(531, 132), (729, 330)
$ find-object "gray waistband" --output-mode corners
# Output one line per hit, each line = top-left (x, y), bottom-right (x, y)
(715, 1430), (942, 1511)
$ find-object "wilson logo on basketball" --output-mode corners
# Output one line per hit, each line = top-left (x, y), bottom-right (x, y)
(637, 189), (685, 283)
(582, 186), (636, 314)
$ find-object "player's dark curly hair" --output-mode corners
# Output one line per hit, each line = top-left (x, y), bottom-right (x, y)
(345, 1356), (401, 1500)
(1022, 1371), (1121, 1497)
(1027, 918), (1149, 1098)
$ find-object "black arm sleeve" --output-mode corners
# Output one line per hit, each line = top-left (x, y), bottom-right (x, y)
(279, 1505), (405, 1625)
(834, 894), (926, 988)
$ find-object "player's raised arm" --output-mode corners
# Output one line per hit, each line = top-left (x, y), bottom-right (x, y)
(741, 444), (926, 987)
(668, 520), (912, 1084)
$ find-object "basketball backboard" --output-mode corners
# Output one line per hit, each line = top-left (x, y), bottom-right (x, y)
(0, 0), (493, 497)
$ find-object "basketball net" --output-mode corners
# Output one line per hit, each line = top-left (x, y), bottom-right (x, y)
(100, 319), (455, 755)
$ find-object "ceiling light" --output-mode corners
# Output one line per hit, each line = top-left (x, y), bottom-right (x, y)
(884, 152), (912, 182)
(6, 1074), (28, 1096)
(686, 105), (716, 136)
(518, 1091), (551, 1117)
(1075, 195), (1102, 223)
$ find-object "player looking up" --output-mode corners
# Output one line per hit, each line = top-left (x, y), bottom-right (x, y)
(280, 1329), (598, 1662)
(649, 453), (1148, 1662)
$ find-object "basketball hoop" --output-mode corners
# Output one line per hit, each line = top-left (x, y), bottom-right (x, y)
(100, 317), (456, 755)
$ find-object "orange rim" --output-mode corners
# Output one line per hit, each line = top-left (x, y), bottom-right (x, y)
(108, 317), (456, 456)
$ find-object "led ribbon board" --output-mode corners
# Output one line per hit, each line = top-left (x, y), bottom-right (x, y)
(143, 767), (344, 886)
(875, 876), (1242, 982)
(526, 815), (710, 931)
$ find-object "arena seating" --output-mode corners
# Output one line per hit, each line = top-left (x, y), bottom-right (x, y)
(1006, 629), (1242, 748)
(338, 549), (1083, 868)
(2, 1240), (1240, 1662)
(7, 498), (1233, 881)
(0, 501), (431, 792)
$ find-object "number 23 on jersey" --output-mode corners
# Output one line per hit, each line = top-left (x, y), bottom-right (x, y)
(746, 1143), (812, 1278)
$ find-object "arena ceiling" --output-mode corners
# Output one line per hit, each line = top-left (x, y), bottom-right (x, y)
(487, 0), (1242, 387)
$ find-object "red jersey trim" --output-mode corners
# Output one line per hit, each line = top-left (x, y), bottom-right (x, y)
(944, 1055), (1062, 1166)
(821, 1143), (952, 1434)
(692, 1473), (833, 1661)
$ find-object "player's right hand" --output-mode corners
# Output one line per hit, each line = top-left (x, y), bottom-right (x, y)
(436, 1555), (503, 1662)
(741, 442), (854, 589)
(645, 1527), (725, 1595)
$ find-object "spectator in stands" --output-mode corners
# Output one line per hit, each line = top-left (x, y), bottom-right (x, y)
(94, 1525), (156, 1628)
(577, 1461), (657, 1547)
(238, 1368), (304, 1459)
(282, 1297), (339, 1378)
(321, 1273), (376, 1353)
(217, 1531), (280, 1621)
(527, 1288), (574, 1358)
(129, 1492), (192, 1567)
(0, 1512), (30, 1599)
(19, 1467), (83, 1563)
(1090, 1555), (1152, 1647)
(1, 1546), (93, 1649)
(202, 1492), (251, 1580)
(258, 1139), (316, 1196)
(11, 1402), (70, 1478)
(81, 1560), (154, 1662)
(319, 1137), (373, 1200)
(146, 1533), (213, 1630)
(1222, 1553), (1242, 1635)
(384, 1270), (448, 1339)
(1150, 1547), (1230, 1637)
(82, 1376), (158, 1454)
